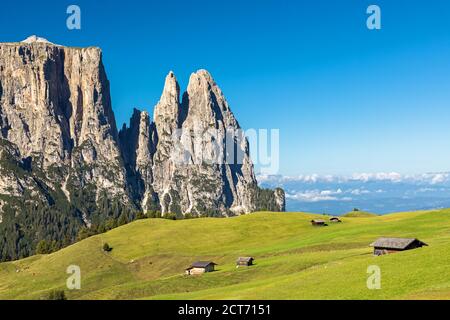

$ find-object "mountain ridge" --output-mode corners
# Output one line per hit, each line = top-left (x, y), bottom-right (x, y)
(0, 37), (284, 261)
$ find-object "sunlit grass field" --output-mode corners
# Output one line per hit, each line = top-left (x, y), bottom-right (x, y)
(1, 209), (450, 300)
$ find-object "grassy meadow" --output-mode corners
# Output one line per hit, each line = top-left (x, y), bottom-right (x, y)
(1, 209), (450, 300)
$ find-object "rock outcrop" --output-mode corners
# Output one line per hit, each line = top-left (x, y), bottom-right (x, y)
(119, 108), (158, 211)
(0, 37), (128, 203)
(150, 70), (260, 216)
(0, 37), (285, 261)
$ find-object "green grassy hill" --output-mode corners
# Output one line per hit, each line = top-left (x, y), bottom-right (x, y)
(342, 210), (378, 217)
(1, 209), (450, 300)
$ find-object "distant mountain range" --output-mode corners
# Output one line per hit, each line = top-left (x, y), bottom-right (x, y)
(259, 172), (450, 214)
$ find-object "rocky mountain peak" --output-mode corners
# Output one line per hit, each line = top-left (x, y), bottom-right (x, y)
(154, 71), (181, 126)
(184, 69), (238, 131)
(0, 40), (117, 167)
(21, 35), (54, 45)
(0, 38), (285, 261)
(119, 108), (156, 165)
(190, 69), (214, 83)
(186, 69), (217, 99)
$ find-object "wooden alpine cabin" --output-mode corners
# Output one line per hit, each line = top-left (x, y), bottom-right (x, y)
(236, 257), (254, 267)
(370, 237), (428, 256)
(185, 261), (217, 275)
(311, 219), (327, 226)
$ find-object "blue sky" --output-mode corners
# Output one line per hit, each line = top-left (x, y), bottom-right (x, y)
(1, 0), (450, 175)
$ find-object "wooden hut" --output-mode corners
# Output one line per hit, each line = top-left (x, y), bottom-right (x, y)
(185, 261), (217, 275)
(236, 257), (254, 267)
(311, 219), (327, 226)
(370, 237), (428, 256)
(330, 217), (342, 223)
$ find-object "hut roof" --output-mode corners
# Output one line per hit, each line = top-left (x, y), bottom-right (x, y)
(311, 219), (326, 223)
(237, 257), (254, 263)
(370, 237), (428, 250)
(188, 261), (217, 269)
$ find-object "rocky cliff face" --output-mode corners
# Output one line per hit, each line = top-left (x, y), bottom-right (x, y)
(0, 37), (129, 206)
(119, 108), (158, 211)
(150, 70), (262, 216)
(0, 37), (285, 261)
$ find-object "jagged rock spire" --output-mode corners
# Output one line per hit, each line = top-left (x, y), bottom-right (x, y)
(150, 69), (262, 215)
(119, 108), (158, 211)
(154, 71), (181, 132)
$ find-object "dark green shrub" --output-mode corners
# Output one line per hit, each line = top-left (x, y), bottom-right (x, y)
(103, 243), (112, 252)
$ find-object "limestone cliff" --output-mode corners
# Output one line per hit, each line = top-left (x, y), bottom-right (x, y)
(150, 70), (259, 216)
(0, 36), (285, 261)
(0, 36), (128, 206)
(119, 108), (158, 211)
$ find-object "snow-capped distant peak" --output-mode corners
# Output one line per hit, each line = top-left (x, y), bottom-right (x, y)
(21, 35), (53, 44)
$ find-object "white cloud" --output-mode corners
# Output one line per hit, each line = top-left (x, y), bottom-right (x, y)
(349, 188), (370, 195)
(258, 172), (450, 185)
(286, 189), (351, 202)
(350, 172), (403, 182)
(430, 173), (448, 184)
